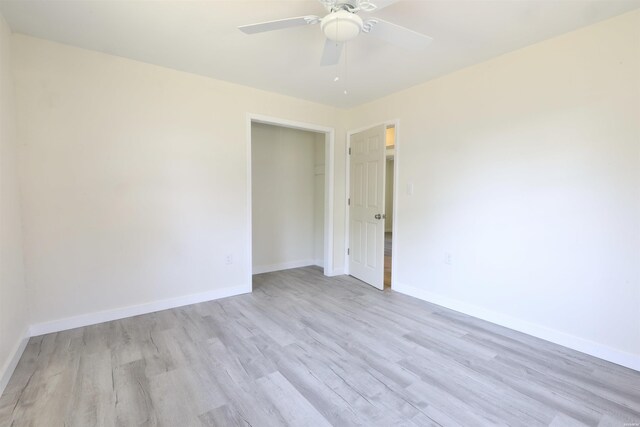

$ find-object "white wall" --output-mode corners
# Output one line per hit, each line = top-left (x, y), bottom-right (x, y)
(349, 10), (640, 369)
(0, 13), (29, 392)
(251, 123), (324, 273)
(12, 35), (346, 330)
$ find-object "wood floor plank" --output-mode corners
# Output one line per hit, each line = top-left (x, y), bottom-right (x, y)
(1, 266), (639, 426)
(198, 404), (250, 427)
(256, 371), (332, 427)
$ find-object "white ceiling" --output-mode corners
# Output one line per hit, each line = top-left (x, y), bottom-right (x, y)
(1, 0), (638, 108)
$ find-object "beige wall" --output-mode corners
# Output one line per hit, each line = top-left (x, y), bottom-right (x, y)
(349, 10), (640, 366)
(385, 158), (394, 232)
(0, 14), (29, 391)
(251, 123), (324, 272)
(12, 34), (346, 327)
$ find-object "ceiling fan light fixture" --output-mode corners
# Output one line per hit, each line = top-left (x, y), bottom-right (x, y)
(321, 10), (363, 42)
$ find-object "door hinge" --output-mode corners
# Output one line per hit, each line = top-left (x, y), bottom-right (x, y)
(348, 197), (350, 206)
(347, 248), (350, 255)
(348, 147), (351, 155)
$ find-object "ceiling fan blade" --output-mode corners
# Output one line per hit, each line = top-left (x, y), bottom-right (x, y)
(320, 39), (343, 66)
(366, 18), (433, 50)
(239, 16), (320, 34)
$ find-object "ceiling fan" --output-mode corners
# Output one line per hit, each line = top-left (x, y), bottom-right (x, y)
(238, 0), (433, 66)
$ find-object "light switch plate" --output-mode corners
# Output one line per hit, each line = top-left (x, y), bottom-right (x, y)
(407, 183), (414, 195)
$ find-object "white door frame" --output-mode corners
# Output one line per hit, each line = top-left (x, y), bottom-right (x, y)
(345, 119), (400, 289)
(246, 113), (336, 289)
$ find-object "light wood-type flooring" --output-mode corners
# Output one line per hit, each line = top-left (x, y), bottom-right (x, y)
(384, 232), (392, 288)
(1, 266), (639, 426)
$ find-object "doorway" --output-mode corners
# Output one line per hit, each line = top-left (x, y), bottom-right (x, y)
(246, 114), (335, 288)
(346, 121), (398, 290)
(384, 125), (395, 288)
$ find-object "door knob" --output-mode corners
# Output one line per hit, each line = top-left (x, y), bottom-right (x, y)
(375, 214), (382, 220)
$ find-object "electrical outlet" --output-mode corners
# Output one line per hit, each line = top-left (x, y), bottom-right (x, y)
(225, 254), (233, 265)
(444, 252), (452, 265)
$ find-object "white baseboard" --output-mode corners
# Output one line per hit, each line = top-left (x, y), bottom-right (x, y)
(393, 281), (640, 372)
(29, 284), (251, 337)
(0, 328), (30, 396)
(253, 259), (317, 275)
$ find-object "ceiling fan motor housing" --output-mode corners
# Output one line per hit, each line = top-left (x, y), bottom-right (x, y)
(321, 10), (363, 42)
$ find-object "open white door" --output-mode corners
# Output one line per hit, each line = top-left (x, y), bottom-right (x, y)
(349, 125), (386, 290)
